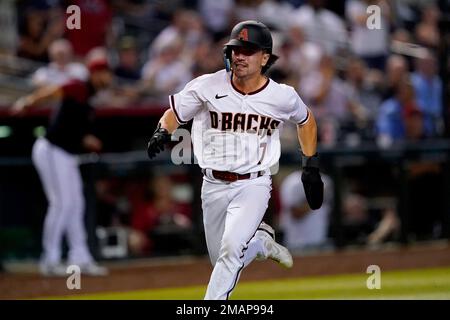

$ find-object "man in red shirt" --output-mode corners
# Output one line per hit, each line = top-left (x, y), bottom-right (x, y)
(65, 0), (113, 57)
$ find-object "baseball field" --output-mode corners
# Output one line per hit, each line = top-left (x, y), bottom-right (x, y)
(1, 241), (450, 300)
(42, 266), (450, 300)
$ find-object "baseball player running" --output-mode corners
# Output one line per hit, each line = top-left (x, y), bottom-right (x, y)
(12, 56), (111, 276)
(147, 21), (324, 300)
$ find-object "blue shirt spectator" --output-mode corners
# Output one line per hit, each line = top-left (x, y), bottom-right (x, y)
(377, 98), (405, 141)
(376, 79), (423, 146)
(411, 59), (442, 137)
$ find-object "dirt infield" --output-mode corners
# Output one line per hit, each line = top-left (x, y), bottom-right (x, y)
(1, 241), (450, 299)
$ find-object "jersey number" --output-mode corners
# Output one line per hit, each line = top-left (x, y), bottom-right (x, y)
(257, 142), (267, 165)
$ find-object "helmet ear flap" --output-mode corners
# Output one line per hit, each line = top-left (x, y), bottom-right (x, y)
(223, 46), (232, 72)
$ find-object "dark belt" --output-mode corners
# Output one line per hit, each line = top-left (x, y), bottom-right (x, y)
(203, 169), (263, 182)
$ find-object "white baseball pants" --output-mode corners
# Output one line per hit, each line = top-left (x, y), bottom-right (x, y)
(32, 138), (93, 266)
(201, 173), (272, 300)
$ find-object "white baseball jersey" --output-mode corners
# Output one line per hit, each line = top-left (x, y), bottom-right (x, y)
(169, 69), (310, 174)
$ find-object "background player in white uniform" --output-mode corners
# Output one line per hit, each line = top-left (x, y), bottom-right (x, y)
(147, 21), (324, 300)
(280, 171), (333, 251)
(12, 56), (111, 277)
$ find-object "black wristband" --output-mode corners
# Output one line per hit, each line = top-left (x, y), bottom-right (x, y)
(301, 152), (319, 168)
(154, 123), (169, 135)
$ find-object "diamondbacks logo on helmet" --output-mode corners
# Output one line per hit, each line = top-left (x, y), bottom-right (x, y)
(237, 28), (249, 41)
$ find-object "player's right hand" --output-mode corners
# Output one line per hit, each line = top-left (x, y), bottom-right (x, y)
(147, 124), (171, 159)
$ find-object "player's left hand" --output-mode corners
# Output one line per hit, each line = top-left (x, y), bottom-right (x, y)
(301, 153), (324, 210)
(147, 124), (171, 159)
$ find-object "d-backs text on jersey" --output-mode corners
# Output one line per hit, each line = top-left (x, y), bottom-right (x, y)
(209, 111), (280, 136)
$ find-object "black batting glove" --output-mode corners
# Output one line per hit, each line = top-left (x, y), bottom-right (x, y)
(147, 123), (171, 159)
(301, 152), (324, 210)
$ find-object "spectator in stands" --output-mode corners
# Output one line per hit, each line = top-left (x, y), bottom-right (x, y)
(300, 55), (353, 146)
(65, 0), (113, 58)
(403, 107), (426, 141)
(271, 25), (322, 89)
(390, 29), (415, 66)
(396, 89), (444, 240)
(105, 0), (170, 56)
(232, 0), (261, 27)
(199, 0), (235, 41)
(376, 77), (423, 147)
(286, 25), (322, 79)
(289, 0), (348, 55)
(149, 9), (206, 65)
(141, 35), (192, 100)
(233, 0), (294, 31)
(382, 54), (409, 100)
(411, 51), (443, 137)
(415, 4), (441, 50)
(130, 175), (192, 256)
(257, 0), (297, 31)
(346, 0), (391, 71)
(114, 36), (141, 82)
(279, 170), (333, 252)
(31, 39), (88, 87)
(343, 57), (383, 140)
(0, 0), (18, 55)
(17, 7), (64, 62)
(78, 46), (136, 108)
(191, 38), (224, 78)
(384, 74), (445, 241)
(391, 0), (416, 30)
(391, 28), (413, 45)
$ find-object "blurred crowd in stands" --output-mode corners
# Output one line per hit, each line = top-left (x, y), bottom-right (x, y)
(0, 0), (446, 148)
(0, 0), (448, 257)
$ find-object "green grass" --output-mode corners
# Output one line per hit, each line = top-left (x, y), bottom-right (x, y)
(41, 266), (450, 300)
